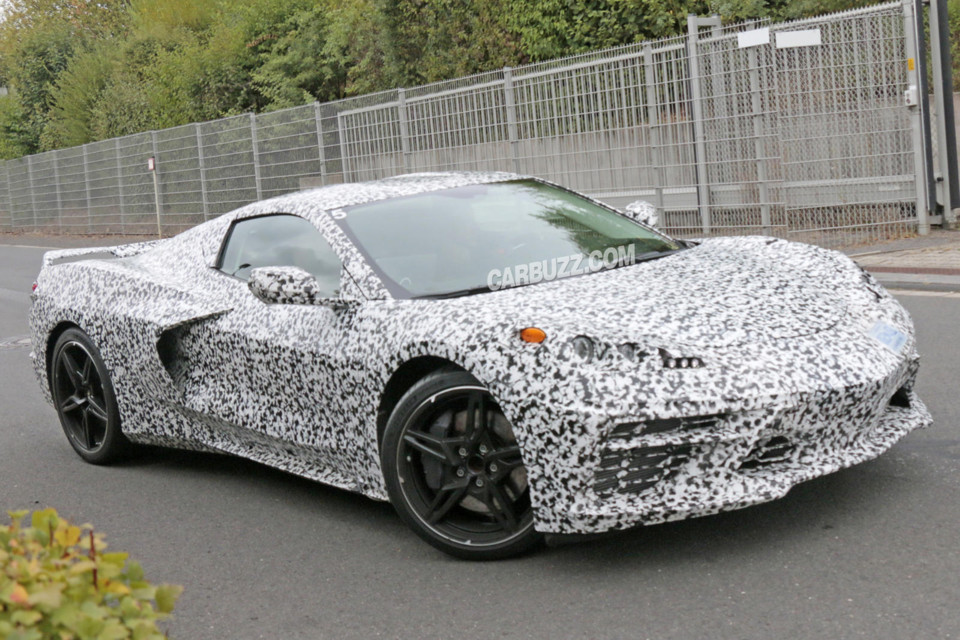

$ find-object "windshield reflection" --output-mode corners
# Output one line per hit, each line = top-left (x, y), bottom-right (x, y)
(334, 180), (678, 299)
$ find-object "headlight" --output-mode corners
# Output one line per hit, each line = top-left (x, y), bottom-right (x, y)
(570, 336), (596, 362)
(659, 348), (706, 369)
(560, 337), (704, 369)
(617, 342), (643, 363)
(562, 336), (650, 365)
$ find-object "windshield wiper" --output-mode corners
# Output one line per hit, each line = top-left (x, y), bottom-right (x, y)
(629, 248), (684, 264)
(413, 286), (495, 300)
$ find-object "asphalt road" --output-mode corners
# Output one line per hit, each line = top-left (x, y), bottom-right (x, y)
(1, 241), (958, 639)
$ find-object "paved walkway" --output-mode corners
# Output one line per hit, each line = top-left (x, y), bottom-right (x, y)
(848, 229), (960, 290)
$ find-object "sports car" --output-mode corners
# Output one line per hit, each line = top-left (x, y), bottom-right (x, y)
(29, 171), (931, 559)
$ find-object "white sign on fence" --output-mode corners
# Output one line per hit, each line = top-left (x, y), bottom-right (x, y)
(737, 28), (770, 49)
(776, 29), (823, 49)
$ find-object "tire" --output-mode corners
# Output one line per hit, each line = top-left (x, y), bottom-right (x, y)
(381, 368), (542, 560)
(50, 328), (129, 464)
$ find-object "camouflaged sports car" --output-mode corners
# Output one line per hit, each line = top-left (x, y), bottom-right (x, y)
(30, 172), (931, 559)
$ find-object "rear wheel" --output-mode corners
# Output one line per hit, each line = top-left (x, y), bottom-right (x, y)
(50, 328), (128, 464)
(381, 369), (542, 560)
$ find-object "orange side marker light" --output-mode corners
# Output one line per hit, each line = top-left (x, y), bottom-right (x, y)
(520, 327), (546, 344)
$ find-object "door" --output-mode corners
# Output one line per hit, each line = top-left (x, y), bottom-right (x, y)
(165, 213), (367, 481)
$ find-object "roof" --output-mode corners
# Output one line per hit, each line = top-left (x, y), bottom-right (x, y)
(251, 171), (526, 214)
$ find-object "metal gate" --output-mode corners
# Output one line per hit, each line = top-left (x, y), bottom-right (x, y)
(690, 3), (923, 245)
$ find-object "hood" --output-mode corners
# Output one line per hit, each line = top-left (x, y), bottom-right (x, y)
(440, 237), (852, 350)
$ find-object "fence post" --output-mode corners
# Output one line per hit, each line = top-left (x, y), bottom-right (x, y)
(747, 47), (772, 233)
(5, 162), (15, 232)
(903, 0), (930, 235)
(249, 113), (263, 200)
(687, 14), (714, 234)
(503, 67), (521, 173)
(194, 124), (209, 220)
(26, 156), (37, 231)
(397, 88), (411, 172)
(52, 152), (63, 234)
(114, 138), (125, 234)
(81, 145), (91, 234)
(708, 16), (728, 128)
(642, 45), (665, 213)
(928, 0), (959, 226)
(150, 131), (163, 237)
(314, 102), (327, 185)
(337, 112), (351, 182)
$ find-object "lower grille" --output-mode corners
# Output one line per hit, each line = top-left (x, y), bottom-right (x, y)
(889, 385), (911, 408)
(594, 444), (693, 497)
(608, 413), (725, 440)
(739, 435), (795, 470)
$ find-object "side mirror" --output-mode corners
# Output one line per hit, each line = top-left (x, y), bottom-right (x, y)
(248, 266), (355, 309)
(623, 200), (659, 228)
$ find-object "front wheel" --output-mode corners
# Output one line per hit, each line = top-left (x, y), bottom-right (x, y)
(381, 369), (542, 560)
(50, 328), (129, 464)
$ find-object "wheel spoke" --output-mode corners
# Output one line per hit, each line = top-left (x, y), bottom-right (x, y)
(403, 430), (463, 465)
(465, 392), (486, 441)
(80, 410), (94, 449)
(425, 478), (470, 524)
(481, 481), (518, 532)
(80, 356), (93, 386)
(86, 396), (108, 422)
(60, 350), (84, 390)
(487, 445), (523, 480)
(487, 444), (522, 463)
(59, 394), (86, 414)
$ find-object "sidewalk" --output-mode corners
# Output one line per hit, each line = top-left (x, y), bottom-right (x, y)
(847, 229), (960, 291)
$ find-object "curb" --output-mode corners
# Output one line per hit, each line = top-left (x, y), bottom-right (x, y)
(866, 266), (960, 276)
(869, 270), (960, 293)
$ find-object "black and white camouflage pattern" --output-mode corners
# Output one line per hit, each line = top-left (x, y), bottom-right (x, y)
(247, 266), (338, 306)
(29, 172), (932, 535)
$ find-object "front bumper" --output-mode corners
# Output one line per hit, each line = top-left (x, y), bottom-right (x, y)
(515, 342), (931, 535)
(568, 388), (929, 533)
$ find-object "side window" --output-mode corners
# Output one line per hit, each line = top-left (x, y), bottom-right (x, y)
(218, 214), (342, 296)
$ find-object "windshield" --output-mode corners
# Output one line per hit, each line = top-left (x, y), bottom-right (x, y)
(335, 179), (679, 298)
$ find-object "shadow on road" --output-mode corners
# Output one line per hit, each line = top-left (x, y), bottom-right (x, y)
(110, 440), (913, 569)
(539, 458), (914, 569)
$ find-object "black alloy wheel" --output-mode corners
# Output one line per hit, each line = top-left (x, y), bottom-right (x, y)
(382, 369), (541, 560)
(50, 328), (128, 464)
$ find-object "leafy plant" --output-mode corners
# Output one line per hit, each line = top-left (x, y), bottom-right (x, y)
(1, 0), (957, 157)
(0, 508), (182, 640)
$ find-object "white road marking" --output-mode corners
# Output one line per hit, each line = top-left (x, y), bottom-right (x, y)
(0, 335), (31, 350)
(890, 289), (960, 298)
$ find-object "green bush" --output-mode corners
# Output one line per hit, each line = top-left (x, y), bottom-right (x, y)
(0, 508), (182, 640)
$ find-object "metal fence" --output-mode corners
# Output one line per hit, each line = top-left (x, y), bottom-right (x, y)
(0, 0), (928, 247)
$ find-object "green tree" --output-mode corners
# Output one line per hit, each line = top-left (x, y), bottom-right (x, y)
(0, 23), (75, 154)
(322, 0), (389, 96)
(502, 0), (705, 61)
(40, 45), (116, 148)
(0, 0), (131, 155)
(0, 92), (35, 159)
(0, 0), (957, 159)
(252, 5), (342, 109)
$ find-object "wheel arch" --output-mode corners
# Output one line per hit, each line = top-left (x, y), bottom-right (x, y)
(376, 356), (468, 446)
(44, 321), (82, 388)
